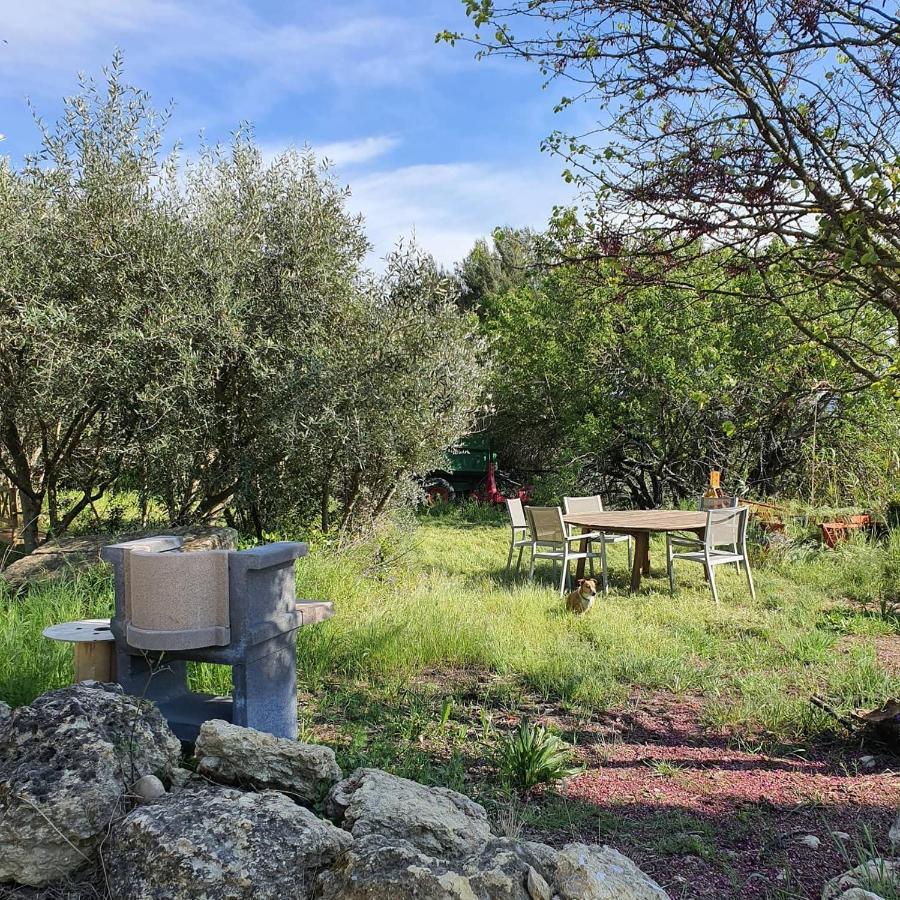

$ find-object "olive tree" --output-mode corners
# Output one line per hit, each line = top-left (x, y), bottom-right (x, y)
(1, 59), (487, 548)
(0, 57), (180, 551)
(136, 137), (486, 535)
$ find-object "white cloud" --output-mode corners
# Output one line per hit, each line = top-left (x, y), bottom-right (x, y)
(345, 159), (578, 268)
(316, 136), (400, 168)
(0, 0), (441, 116)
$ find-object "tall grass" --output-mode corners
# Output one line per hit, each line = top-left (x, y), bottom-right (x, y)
(2, 515), (898, 744)
(0, 569), (114, 706)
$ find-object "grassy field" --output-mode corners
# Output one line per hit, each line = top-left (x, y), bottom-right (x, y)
(1, 507), (898, 897)
(2, 507), (898, 740)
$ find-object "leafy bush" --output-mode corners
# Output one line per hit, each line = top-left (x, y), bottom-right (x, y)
(837, 530), (900, 623)
(496, 720), (580, 793)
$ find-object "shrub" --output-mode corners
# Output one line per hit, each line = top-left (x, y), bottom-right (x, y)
(496, 720), (580, 793)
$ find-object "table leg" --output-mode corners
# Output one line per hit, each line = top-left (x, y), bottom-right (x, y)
(574, 527), (589, 581)
(74, 642), (116, 683)
(630, 532), (649, 593)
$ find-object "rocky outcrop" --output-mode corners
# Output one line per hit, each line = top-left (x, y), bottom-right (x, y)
(554, 843), (670, 899)
(320, 767), (669, 900)
(106, 784), (353, 900)
(0, 695), (669, 899)
(822, 859), (900, 900)
(0, 525), (238, 589)
(326, 766), (492, 858)
(0, 700), (9, 723)
(195, 717), (342, 803)
(317, 834), (670, 900)
(318, 835), (557, 900)
(0, 682), (180, 887)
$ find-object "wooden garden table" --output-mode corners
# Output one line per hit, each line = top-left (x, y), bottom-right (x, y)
(562, 510), (707, 593)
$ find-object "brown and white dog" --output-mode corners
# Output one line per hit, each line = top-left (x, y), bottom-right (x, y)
(565, 578), (598, 613)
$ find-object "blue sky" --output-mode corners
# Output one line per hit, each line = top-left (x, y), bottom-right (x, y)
(0, 0), (579, 267)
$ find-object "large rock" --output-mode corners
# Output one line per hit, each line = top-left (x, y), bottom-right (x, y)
(0, 682), (180, 886)
(822, 859), (900, 900)
(326, 767), (492, 858)
(106, 784), (353, 899)
(0, 526), (238, 589)
(554, 843), (670, 899)
(828, 892), (887, 900)
(317, 835), (669, 900)
(317, 835), (559, 900)
(0, 700), (10, 723)
(321, 769), (667, 899)
(195, 718), (341, 803)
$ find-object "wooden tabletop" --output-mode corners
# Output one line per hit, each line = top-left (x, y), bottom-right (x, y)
(563, 510), (707, 593)
(563, 510), (707, 534)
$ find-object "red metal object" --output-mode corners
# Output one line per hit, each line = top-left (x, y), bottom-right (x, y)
(470, 462), (528, 505)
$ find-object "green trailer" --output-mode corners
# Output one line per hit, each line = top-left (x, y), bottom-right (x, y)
(422, 435), (527, 505)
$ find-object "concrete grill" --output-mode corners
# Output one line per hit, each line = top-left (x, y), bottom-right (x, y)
(101, 536), (331, 742)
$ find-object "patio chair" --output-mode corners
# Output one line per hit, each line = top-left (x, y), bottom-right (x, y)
(504, 497), (531, 574)
(526, 505), (607, 596)
(666, 506), (755, 604)
(563, 495), (633, 593)
(669, 495), (741, 571)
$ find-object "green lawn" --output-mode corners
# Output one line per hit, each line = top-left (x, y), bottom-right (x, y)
(2, 509), (898, 896)
(3, 508), (896, 747)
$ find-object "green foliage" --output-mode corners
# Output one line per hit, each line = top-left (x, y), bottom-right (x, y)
(0, 54), (178, 550)
(840, 530), (900, 622)
(461, 231), (900, 507)
(496, 719), (579, 792)
(451, 1), (900, 390)
(0, 57), (486, 546)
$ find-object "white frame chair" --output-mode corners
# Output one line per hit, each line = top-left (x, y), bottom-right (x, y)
(669, 495), (741, 571)
(563, 495), (633, 593)
(666, 506), (755, 603)
(504, 498), (531, 574)
(525, 505), (607, 596)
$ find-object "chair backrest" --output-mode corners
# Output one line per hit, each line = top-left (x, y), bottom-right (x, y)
(506, 497), (527, 529)
(526, 506), (566, 543)
(705, 506), (748, 549)
(699, 494), (738, 511)
(563, 495), (604, 516)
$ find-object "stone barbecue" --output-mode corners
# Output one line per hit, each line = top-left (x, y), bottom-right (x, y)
(101, 536), (330, 742)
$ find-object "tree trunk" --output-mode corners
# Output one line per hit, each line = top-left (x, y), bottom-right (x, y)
(320, 457), (334, 533)
(17, 489), (43, 555)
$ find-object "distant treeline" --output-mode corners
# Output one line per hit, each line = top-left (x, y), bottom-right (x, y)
(457, 227), (899, 508)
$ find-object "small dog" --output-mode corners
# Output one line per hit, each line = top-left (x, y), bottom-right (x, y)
(565, 578), (598, 613)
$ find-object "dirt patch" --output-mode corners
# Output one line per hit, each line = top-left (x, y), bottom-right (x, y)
(838, 633), (900, 673)
(306, 671), (897, 900)
(529, 692), (898, 899)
